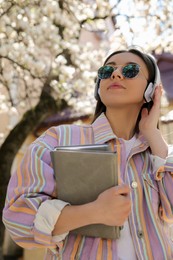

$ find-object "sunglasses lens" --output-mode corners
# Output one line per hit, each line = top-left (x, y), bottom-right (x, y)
(122, 64), (140, 78)
(98, 66), (114, 79)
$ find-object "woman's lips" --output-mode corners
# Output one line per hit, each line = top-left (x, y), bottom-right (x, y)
(108, 83), (125, 89)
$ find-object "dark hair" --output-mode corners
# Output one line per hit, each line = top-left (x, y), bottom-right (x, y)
(92, 48), (156, 133)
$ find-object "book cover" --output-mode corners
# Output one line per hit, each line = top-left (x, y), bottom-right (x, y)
(50, 144), (120, 239)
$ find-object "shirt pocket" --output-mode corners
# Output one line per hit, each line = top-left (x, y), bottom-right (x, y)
(143, 172), (160, 215)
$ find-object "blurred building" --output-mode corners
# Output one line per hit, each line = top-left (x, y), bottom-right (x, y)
(156, 52), (173, 103)
(155, 53), (173, 144)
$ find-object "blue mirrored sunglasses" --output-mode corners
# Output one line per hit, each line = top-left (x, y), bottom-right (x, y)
(97, 63), (141, 80)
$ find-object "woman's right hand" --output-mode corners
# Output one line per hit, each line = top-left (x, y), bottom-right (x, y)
(94, 184), (131, 226)
(53, 184), (131, 236)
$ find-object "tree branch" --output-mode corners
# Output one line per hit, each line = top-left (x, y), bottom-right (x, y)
(0, 2), (14, 18)
(80, 14), (110, 29)
(0, 55), (47, 79)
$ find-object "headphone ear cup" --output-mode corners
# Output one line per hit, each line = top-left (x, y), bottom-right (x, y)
(144, 54), (161, 103)
(94, 78), (100, 100)
(144, 82), (154, 102)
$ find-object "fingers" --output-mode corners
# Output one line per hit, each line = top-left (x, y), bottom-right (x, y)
(114, 184), (131, 196)
(144, 85), (161, 117)
(153, 85), (162, 104)
(141, 107), (148, 118)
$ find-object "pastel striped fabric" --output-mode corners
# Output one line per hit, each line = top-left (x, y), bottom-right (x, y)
(3, 113), (173, 259)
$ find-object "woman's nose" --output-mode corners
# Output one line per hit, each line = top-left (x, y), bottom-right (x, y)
(111, 68), (123, 79)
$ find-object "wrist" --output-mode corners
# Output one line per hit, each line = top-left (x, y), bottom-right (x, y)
(89, 201), (101, 224)
(143, 129), (163, 145)
(144, 129), (168, 158)
(142, 128), (160, 141)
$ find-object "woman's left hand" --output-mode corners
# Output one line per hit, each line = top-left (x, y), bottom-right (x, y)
(139, 85), (168, 158)
(139, 85), (162, 139)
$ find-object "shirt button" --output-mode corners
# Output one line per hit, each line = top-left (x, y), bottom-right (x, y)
(137, 230), (144, 238)
(131, 181), (138, 189)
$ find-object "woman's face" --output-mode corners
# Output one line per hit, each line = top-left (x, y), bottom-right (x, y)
(99, 52), (149, 109)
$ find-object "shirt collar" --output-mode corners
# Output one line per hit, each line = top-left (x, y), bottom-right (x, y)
(92, 113), (118, 144)
(92, 112), (149, 150)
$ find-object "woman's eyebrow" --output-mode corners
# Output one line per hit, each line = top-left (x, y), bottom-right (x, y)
(106, 61), (116, 65)
(105, 61), (137, 66)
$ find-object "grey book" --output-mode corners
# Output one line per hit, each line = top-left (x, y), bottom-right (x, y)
(50, 143), (120, 240)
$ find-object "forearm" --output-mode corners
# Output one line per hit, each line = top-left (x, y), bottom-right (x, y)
(52, 202), (98, 236)
(53, 185), (131, 236)
(145, 129), (168, 159)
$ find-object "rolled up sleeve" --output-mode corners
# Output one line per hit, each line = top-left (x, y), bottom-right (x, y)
(153, 145), (173, 223)
(2, 127), (63, 249)
(34, 199), (69, 244)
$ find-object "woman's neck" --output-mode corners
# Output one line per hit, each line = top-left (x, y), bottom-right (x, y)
(105, 107), (140, 140)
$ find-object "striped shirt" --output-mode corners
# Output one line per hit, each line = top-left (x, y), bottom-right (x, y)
(3, 113), (173, 259)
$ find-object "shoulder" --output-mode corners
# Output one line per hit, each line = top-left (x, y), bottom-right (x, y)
(56, 124), (93, 145)
(33, 123), (93, 148)
(55, 123), (92, 135)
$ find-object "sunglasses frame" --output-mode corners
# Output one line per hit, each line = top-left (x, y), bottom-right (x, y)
(97, 63), (147, 80)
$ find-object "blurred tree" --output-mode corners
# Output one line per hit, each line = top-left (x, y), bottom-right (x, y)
(0, 0), (113, 254)
(109, 0), (173, 54)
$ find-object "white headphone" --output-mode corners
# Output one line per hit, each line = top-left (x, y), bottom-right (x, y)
(143, 54), (161, 102)
(94, 54), (161, 103)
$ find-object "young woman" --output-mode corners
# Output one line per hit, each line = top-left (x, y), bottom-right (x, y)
(3, 49), (173, 259)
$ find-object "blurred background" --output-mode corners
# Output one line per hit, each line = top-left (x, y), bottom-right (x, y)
(0, 0), (173, 259)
